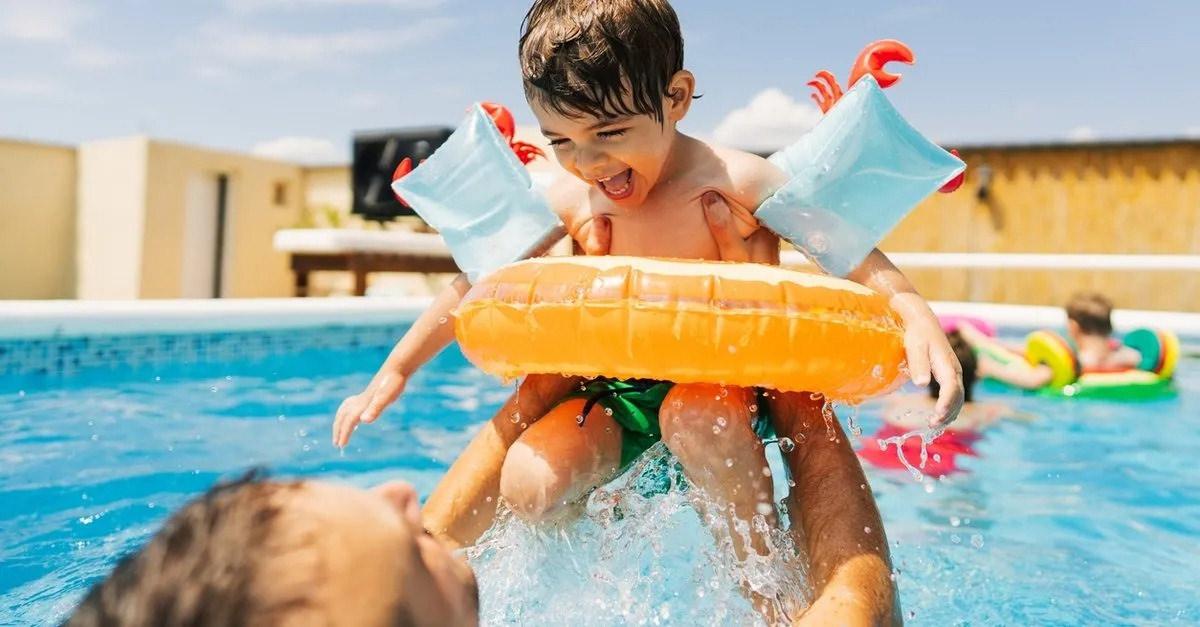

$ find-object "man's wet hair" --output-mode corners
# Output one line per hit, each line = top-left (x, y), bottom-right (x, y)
(63, 471), (312, 627)
(1065, 291), (1114, 336)
(519, 0), (687, 123)
(929, 330), (977, 404)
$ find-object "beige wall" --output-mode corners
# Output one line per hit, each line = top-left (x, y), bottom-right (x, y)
(141, 140), (304, 298)
(76, 137), (149, 299)
(0, 139), (77, 299)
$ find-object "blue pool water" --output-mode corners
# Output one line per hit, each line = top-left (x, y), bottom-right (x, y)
(1, 325), (1198, 625)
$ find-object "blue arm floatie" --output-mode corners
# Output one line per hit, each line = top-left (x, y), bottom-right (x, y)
(758, 76), (964, 277)
(392, 104), (565, 281)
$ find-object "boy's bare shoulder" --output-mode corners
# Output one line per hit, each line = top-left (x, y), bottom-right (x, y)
(699, 141), (789, 209)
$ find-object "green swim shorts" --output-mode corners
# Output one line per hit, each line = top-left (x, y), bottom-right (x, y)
(570, 379), (774, 468)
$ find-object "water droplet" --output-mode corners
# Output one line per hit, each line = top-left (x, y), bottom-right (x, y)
(864, 526), (872, 534)
(755, 502), (773, 515)
(485, 496), (493, 503)
(90, 434), (99, 441)
(725, 458), (734, 468)
(970, 534), (984, 549)
(924, 483), (935, 493)
(302, 444), (311, 451)
(711, 425), (721, 434)
(604, 407), (613, 416)
(209, 386), (218, 393)
(716, 416), (727, 427)
(575, 414), (585, 425)
(509, 411), (522, 423)
(951, 534), (961, 544)
(298, 429), (308, 437)
(778, 437), (795, 453)
(950, 516), (961, 527)
(761, 467), (772, 477)
(224, 375), (232, 381)
(932, 453), (942, 463)
(871, 364), (884, 379)
(153, 376), (161, 382)
(438, 316), (448, 324)
(749, 403), (758, 412)
(277, 414), (286, 421)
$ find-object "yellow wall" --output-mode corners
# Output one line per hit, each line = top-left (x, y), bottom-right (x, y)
(0, 139), (77, 299)
(882, 141), (1200, 312)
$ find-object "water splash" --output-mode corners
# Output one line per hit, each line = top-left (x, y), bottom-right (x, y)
(468, 444), (812, 625)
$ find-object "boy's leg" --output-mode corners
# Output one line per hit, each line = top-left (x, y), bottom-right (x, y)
(500, 397), (623, 521)
(423, 374), (581, 547)
(659, 383), (776, 558)
(768, 391), (901, 625)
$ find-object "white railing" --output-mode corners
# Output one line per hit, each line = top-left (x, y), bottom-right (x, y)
(781, 251), (1200, 271)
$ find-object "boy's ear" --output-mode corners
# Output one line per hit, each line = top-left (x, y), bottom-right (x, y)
(665, 70), (696, 122)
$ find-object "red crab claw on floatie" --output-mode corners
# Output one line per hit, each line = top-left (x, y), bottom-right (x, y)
(807, 39), (914, 113)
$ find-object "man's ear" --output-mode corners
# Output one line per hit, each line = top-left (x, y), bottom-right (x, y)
(665, 70), (696, 122)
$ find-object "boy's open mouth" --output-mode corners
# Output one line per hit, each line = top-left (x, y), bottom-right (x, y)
(597, 168), (634, 200)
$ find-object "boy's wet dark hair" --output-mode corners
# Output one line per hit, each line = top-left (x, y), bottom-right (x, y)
(1065, 291), (1114, 336)
(929, 330), (977, 404)
(519, 0), (685, 123)
(64, 471), (308, 627)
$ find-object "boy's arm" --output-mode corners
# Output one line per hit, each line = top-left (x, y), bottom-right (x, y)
(847, 250), (964, 427)
(332, 274), (471, 447)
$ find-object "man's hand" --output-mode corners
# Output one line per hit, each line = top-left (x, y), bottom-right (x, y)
(332, 372), (408, 448)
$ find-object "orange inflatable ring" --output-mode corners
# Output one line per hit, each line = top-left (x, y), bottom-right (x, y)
(454, 256), (907, 401)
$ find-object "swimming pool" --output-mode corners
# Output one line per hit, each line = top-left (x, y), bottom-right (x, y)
(2, 319), (1198, 625)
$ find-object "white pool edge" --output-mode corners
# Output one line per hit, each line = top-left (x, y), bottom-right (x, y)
(1, 298), (1198, 342)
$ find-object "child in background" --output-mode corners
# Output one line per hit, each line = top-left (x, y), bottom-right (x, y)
(961, 292), (1141, 389)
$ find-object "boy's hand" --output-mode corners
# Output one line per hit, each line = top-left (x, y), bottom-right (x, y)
(903, 317), (964, 427)
(332, 372), (407, 448)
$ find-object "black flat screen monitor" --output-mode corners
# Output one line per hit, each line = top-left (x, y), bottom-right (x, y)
(351, 126), (454, 222)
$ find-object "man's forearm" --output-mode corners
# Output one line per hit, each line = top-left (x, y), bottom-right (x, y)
(771, 392), (901, 626)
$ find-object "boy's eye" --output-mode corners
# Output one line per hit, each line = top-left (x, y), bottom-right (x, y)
(597, 128), (627, 140)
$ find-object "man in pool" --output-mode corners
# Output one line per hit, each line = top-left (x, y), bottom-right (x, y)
(64, 469), (894, 625)
(333, 0), (961, 619)
(64, 472), (480, 627)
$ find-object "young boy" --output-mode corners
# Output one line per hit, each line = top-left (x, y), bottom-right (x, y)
(961, 291), (1141, 389)
(333, 0), (961, 616)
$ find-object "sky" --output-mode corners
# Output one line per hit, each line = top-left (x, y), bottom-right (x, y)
(2, 0), (1199, 164)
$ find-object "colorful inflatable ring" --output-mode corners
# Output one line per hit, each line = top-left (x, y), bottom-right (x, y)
(1122, 327), (1180, 379)
(1023, 328), (1178, 400)
(454, 256), (907, 400)
(1024, 330), (1081, 389)
(939, 314), (996, 337)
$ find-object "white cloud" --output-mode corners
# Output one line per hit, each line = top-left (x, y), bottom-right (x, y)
(1066, 125), (1098, 142)
(711, 88), (822, 152)
(0, 77), (60, 97)
(226, 0), (444, 10)
(0, 0), (90, 42)
(252, 136), (345, 165)
(67, 44), (124, 69)
(204, 17), (455, 65)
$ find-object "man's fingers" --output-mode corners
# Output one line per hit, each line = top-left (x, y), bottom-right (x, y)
(333, 397), (361, 448)
(701, 191), (751, 262)
(581, 215), (611, 256)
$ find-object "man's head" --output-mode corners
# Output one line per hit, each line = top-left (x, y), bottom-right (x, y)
(1065, 291), (1114, 339)
(67, 473), (477, 627)
(520, 0), (694, 206)
(929, 330), (977, 404)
